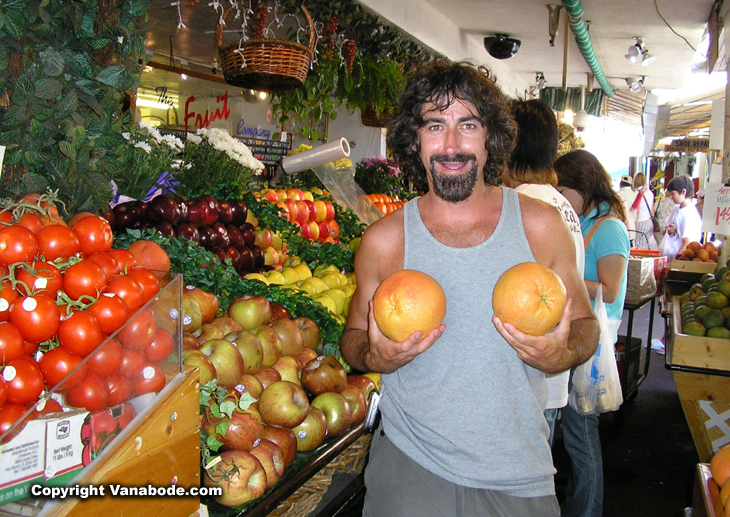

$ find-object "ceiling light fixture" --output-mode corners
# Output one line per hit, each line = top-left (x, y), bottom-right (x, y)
(535, 72), (547, 90)
(641, 49), (657, 67)
(624, 37), (656, 66)
(626, 76), (646, 93)
(483, 34), (521, 59)
(573, 85), (591, 131)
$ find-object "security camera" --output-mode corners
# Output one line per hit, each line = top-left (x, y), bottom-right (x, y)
(573, 110), (591, 132)
(484, 34), (521, 59)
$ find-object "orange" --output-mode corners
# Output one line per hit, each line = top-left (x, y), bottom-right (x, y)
(720, 478), (730, 507)
(492, 262), (567, 335)
(711, 445), (730, 487)
(688, 241), (703, 252)
(127, 239), (171, 279)
(372, 269), (447, 343)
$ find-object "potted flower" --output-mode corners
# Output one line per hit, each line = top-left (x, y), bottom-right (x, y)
(354, 156), (412, 198)
(342, 56), (406, 128)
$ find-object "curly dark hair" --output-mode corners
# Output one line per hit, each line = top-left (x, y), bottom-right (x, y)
(386, 60), (517, 188)
(553, 149), (626, 222)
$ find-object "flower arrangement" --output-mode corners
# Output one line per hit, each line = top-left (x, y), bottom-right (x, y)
(114, 122), (185, 201)
(354, 156), (410, 198)
(175, 127), (265, 198)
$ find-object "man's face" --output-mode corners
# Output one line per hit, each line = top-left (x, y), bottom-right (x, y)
(417, 98), (489, 202)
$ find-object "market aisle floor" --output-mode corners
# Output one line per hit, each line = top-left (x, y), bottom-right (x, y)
(317, 297), (701, 517)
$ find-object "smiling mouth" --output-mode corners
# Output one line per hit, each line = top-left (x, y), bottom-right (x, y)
(431, 154), (475, 173)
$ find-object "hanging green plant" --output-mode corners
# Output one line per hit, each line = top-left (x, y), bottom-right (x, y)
(341, 55), (405, 122)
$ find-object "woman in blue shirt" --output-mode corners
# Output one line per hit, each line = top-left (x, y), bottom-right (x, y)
(553, 150), (631, 517)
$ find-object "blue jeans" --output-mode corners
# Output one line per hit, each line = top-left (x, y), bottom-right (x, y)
(544, 408), (561, 446)
(560, 403), (603, 517)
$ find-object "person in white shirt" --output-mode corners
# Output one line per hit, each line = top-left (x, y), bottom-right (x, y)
(630, 173), (657, 249)
(502, 99), (584, 445)
(617, 175), (638, 244)
(658, 175), (703, 258)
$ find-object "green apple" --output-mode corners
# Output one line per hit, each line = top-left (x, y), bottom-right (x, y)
(313, 264), (339, 277)
(283, 255), (302, 267)
(266, 270), (287, 285)
(245, 272), (269, 285)
(293, 263), (312, 280)
(318, 271), (343, 289)
(296, 280), (316, 296)
(302, 277), (329, 294)
(341, 284), (357, 298)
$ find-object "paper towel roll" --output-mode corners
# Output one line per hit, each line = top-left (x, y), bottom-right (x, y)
(281, 138), (350, 175)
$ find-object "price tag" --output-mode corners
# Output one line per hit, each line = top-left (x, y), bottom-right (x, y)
(703, 182), (730, 234)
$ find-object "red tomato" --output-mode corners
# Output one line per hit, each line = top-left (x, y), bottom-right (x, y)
(16, 213), (45, 234)
(3, 356), (44, 405)
(58, 311), (103, 357)
(9, 295), (61, 343)
(0, 226), (39, 266)
(66, 373), (110, 412)
(127, 268), (160, 305)
(87, 251), (122, 280)
(106, 275), (144, 313)
(17, 261), (63, 296)
(0, 270), (19, 323)
(0, 377), (6, 408)
(36, 224), (81, 261)
(131, 364), (166, 396)
(106, 373), (132, 406)
(87, 339), (123, 377)
(106, 249), (137, 272)
(0, 210), (12, 225)
(88, 293), (129, 334)
(0, 403), (31, 443)
(24, 341), (39, 355)
(32, 397), (64, 416)
(145, 328), (175, 363)
(62, 260), (107, 301)
(39, 347), (88, 390)
(119, 348), (146, 379)
(116, 308), (157, 350)
(0, 322), (25, 363)
(71, 216), (113, 255)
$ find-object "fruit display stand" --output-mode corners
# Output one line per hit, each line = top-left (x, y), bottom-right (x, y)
(690, 463), (725, 517)
(202, 421), (368, 516)
(666, 297), (730, 463)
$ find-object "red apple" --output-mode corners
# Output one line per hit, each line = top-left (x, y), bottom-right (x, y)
(294, 201), (309, 225)
(205, 407), (263, 452)
(272, 356), (302, 385)
(292, 406), (327, 451)
(274, 188), (287, 201)
(204, 450), (267, 506)
(182, 349), (217, 385)
(253, 324), (283, 367)
(311, 391), (353, 438)
(233, 373), (264, 400)
(299, 222), (313, 240)
(340, 383), (367, 423)
(250, 439), (285, 489)
(313, 200), (328, 223)
(228, 295), (272, 331)
(269, 318), (303, 357)
(262, 189), (279, 203)
(260, 425), (298, 468)
(296, 347), (319, 369)
(254, 227), (273, 249)
(328, 219), (340, 239)
(346, 375), (378, 403)
(285, 199), (299, 223)
(199, 339), (245, 387)
(323, 200), (336, 221)
(182, 332), (200, 351)
(268, 302), (292, 323)
(293, 317), (321, 350)
(225, 330), (264, 375)
(195, 323), (224, 344)
(263, 246), (280, 267)
(306, 221), (320, 241)
(210, 316), (244, 336)
(317, 220), (330, 241)
(275, 201), (289, 221)
(254, 366), (281, 390)
(258, 381), (309, 428)
(301, 356), (347, 395)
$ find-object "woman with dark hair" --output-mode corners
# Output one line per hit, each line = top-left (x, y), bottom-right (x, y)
(554, 149), (631, 517)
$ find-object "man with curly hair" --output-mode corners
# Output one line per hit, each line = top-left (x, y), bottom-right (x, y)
(341, 61), (599, 516)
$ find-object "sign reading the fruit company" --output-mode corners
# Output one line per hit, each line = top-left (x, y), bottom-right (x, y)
(664, 138), (716, 153)
(701, 182), (730, 234)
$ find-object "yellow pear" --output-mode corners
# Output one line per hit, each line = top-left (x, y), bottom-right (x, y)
(293, 263), (312, 280)
(314, 294), (338, 313)
(245, 272), (269, 285)
(322, 288), (347, 315)
(280, 267), (300, 285)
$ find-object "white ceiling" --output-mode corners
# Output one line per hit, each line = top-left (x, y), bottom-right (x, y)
(143, 0), (726, 139)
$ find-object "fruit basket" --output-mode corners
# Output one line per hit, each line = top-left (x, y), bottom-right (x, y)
(216, 5), (315, 91)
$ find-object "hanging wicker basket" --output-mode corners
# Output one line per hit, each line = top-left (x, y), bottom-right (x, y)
(360, 105), (393, 128)
(216, 5), (315, 91)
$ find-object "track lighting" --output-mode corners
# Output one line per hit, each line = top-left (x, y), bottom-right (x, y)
(535, 72), (547, 90)
(624, 37), (656, 66)
(626, 76), (645, 94)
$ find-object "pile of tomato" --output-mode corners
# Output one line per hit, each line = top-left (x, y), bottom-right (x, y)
(0, 194), (174, 442)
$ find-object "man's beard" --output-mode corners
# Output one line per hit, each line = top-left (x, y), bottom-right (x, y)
(429, 154), (479, 202)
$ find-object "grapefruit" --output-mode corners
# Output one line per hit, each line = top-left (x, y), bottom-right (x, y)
(492, 262), (567, 336)
(711, 444), (730, 487)
(372, 269), (447, 343)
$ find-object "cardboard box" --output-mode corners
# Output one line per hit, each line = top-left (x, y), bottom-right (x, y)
(43, 411), (88, 487)
(0, 419), (46, 505)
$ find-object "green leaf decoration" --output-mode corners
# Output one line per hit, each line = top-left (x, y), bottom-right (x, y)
(39, 48), (65, 77)
(33, 78), (63, 100)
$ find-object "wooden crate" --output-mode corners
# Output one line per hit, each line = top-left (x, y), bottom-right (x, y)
(670, 296), (730, 372)
(40, 366), (201, 517)
(669, 260), (717, 276)
(691, 463), (725, 517)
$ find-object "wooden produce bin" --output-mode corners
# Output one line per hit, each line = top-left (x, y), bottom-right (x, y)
(39, 365), (201, 517)
(667, 298), (730, 463)
(691, 463), (725, 517)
